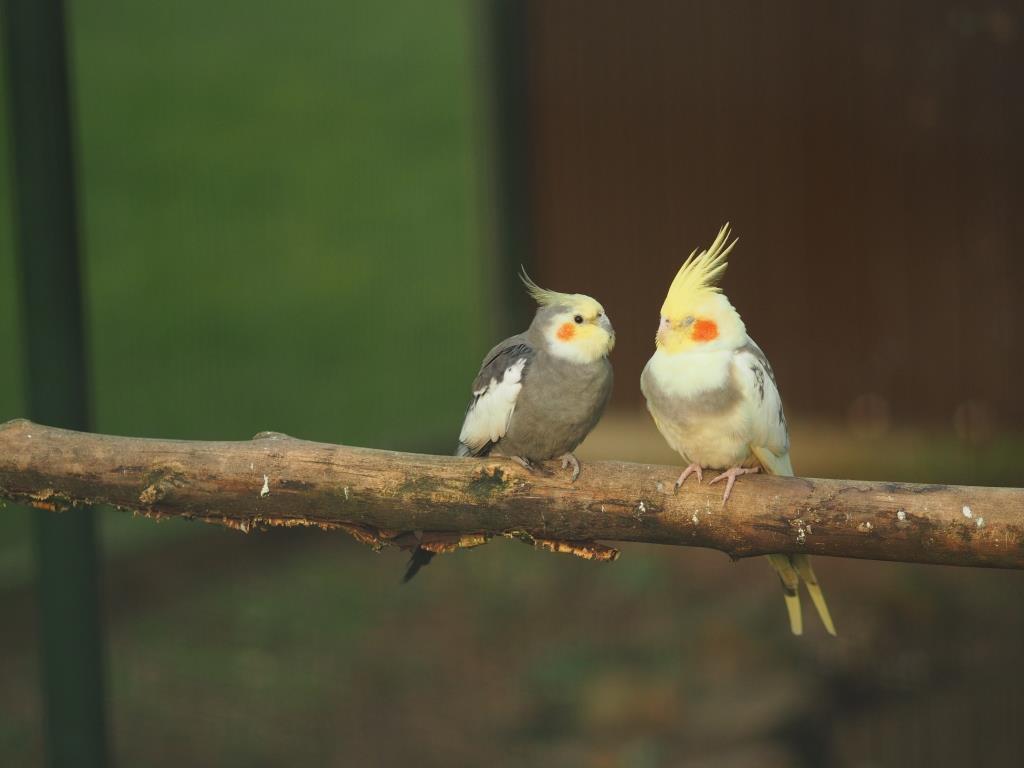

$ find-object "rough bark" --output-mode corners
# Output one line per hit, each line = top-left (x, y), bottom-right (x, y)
(2, 419), (1022, 569)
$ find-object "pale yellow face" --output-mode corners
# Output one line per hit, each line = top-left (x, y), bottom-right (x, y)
(546, 296), (615, 363)
(655, 294), (743, 355)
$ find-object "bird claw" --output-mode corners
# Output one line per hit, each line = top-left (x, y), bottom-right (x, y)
(707, 466), (760, 505)
(558, 452), (581, 483)
(510, 456), (552, 476)
(674, 463), (704, 492)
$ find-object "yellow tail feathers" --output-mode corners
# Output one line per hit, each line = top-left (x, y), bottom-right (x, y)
(767, 554), (836, 636)
(752, 446), (836, 636)
(792, 554), (837, 636)
(767, 554), (803, 635)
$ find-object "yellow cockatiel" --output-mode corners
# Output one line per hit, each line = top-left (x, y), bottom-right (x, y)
(640, 225), (835, 636)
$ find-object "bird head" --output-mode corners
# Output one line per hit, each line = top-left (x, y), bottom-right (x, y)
(521, 270), (615, 363)
(656, 223), (746, 355)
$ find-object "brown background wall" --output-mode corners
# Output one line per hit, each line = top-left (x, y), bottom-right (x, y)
(527, 1), (1023, 429)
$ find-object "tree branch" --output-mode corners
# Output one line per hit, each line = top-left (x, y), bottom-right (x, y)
(2, 418), (1022, 569)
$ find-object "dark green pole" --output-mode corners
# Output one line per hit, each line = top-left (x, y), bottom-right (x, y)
(482, 0), (534, 334)
(1, 1), (109, 766)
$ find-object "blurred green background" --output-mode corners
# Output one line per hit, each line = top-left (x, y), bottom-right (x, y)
(1, 0), (487, 581)
(3, 0), (492, 760)
(3, 1), (1024, 766)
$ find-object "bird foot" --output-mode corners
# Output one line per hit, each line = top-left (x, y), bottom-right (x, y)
(707, 466), (760, 505)
(558, 452), (581, 483)
(674, 463), (704, 492)
(510, 456), (552, 476)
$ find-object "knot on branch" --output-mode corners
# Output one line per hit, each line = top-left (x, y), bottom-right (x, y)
(252, 431), (294, 441)
(138, 464), (188, 506)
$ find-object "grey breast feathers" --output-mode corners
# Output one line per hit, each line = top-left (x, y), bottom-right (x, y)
(455, 335), (536, 457)
(498, 349), (613, 461)
(640, 358), (742, 430)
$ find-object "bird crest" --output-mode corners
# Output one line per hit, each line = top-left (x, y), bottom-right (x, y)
(519, 268), (581, 308)
(661, 223), (737, 318)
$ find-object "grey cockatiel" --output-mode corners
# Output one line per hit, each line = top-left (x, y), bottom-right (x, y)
(403, 273), (615, 581)
(640, 224), (836, 636)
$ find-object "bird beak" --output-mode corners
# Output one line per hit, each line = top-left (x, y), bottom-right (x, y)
(656, 316), (669, 343)
(598, 313), (615, 351)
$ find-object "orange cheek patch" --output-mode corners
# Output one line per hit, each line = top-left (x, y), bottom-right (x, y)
(691, 319), (718, 342)
(557, 322), (576, 341)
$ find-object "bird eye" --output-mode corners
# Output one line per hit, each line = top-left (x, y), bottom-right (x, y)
(684, 315), (695, 326)
(574, 314), (584, 324)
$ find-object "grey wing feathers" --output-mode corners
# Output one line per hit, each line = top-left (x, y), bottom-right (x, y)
(455, 337), (536, 457)
(737, 338), (791, 464)
(473, 340), (533, 394)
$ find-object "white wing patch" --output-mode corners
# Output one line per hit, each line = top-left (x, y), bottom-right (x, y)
(458, 357), (528, 452)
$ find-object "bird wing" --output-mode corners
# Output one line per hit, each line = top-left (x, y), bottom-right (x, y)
(734, 338), (793, 476)
(457, 337), (535, 457)
(738, 339), (837, 636)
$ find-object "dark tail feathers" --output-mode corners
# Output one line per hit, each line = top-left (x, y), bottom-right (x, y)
(402, 547), (435, 583)
(413, 439), (482, 580)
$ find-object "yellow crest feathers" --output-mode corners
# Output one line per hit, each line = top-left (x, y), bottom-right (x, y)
(661, 223), (737, 318)
(519, 268), (578, 308)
